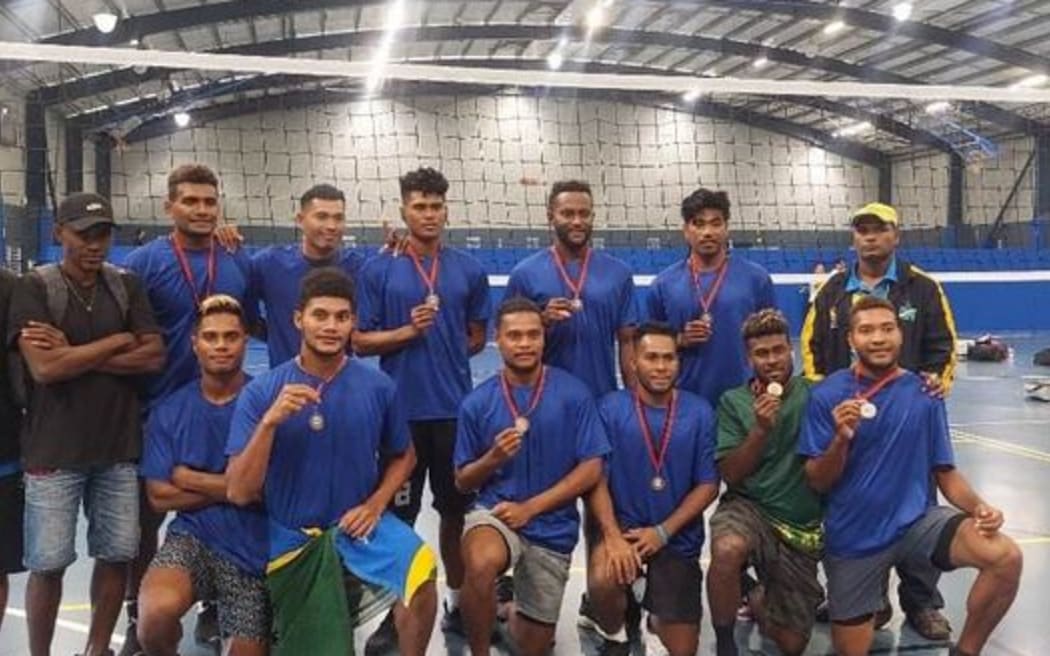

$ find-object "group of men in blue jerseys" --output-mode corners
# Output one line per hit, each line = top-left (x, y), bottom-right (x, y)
(0, 162), (1022, 656)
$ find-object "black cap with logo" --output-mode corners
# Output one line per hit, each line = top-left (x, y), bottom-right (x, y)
(56, 193), (117, 232)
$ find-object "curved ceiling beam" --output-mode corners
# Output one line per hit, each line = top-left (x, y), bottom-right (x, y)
(73, 58), (954, 156)
(684, 1), (1049, 73)
(30, 23), (1040, 135)
(39, 0), (1050, 74)
(120, 81), (888, 167)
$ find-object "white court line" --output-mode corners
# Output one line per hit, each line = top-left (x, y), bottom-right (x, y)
(2, 607), (125, 645)
(952, 420), (1050, 427)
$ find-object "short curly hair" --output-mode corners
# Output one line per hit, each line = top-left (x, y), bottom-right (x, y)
(399, 167), (449, 200)
(741, 308), (790, 344)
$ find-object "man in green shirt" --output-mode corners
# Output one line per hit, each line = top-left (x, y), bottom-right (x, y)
(707, 309), (823, 656)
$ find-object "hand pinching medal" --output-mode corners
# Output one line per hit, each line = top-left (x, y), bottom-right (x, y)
(766, 381), (784, 398)
(634, 390), (679, 492)
(690, 255), (729, 328)
(853, 366), (903, 422)
(297, 354), (350, 433)
(550, 246), (592, 315)
(501, 366), (548, 437)
(408, 244), (441, 312)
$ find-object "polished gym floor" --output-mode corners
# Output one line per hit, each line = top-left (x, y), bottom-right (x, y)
(2, 334), (1048, 655)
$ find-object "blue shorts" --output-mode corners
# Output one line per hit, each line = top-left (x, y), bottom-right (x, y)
(24, 463), (140, 572)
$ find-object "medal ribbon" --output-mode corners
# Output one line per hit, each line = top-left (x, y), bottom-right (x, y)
(689, 254), (729, 317)
(853, 365), (904, 402)
(297, 355), (350, 402)
(407, 244), (440, 296)
(549, 246), (592, 301)
(634, 391), (678, 479)
(499, 366), (547, 422)
(170, 233), (216, 307)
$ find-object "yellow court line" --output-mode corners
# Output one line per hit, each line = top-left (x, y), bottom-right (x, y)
(950, 429), (1050, 464)
(58, 603), (92, 611)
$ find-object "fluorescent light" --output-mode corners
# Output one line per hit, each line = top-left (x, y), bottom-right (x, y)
(834, 121), (872, 138)
(1010, 73), (1047, 90)
(547, 50), (564, 70)
(925, 101), (952, 115)
(365, 0), (407, 95)
(892, 2), (913, 21)
(129, 38), (139, 46)
(92, 12), (119, 34)
(586, 5), (605, 30)
(173, 112), (191, 128)
(683, 89), (702, 103)
(752, 56), (769, 69)
(703, 68), (718, 77)
(823, 20), (846, 35)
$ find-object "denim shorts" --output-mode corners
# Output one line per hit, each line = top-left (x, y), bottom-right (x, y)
(24, 463), (140, 572)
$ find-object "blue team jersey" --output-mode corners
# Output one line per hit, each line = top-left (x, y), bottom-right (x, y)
(356, 247), (491, 421)
(454, 367), (610, 553)
(504, 249), (639, 397)
(646, 256), (775, 406)
(798, 369), (955, 558)
(226, 359), (411, 531)
(124, 237), (254, 405)
(598, 389), (719, 559)
(140, 378), (268, 575)
(250, 245), (363, 367)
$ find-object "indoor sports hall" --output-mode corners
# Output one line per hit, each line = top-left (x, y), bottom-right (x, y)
(0, 1), (1048, 654)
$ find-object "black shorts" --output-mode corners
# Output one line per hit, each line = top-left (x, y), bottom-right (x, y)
(641, 548), (703, 624)
(390, 419), (474, 524)
(0, 472), (26, 574)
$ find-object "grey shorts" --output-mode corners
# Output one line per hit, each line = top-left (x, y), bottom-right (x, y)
(152, 531), (272, 642)
(464, 508), (572, 625)
(709, 495), (823, 636)
(825, 506), (965, 623)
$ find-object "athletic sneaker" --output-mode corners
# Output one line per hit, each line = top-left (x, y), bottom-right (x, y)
(194, 602), (221, 651)
(116, 620), (143, 656)
(363, 610), (398, 656)
(440, 601), (465, 636)
(906, 608), (952, 641)
(577, 592), (642, 638)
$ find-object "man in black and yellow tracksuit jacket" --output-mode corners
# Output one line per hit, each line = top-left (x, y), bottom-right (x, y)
(801, 256), (958, 391)
(800, 202), (959, 642)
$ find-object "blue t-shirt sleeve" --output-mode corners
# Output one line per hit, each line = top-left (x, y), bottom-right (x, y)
(226, 380), (267, 457)
(503, 268), (527, 302)
(798, 390), (835, 458)
(617, 273), (640, 330)
(453, 399), (484, 469)
(354, 259), (384, 331)
(234, 250), (261, 327)
(645, 280), (668, 322)
(122, 245), (148, 275)
(574, 395), (612, 461)
(467, 263), (492, 324)
(140, 409), (175, 481)
(928, 400), (955, 469)
(694, 406), (720, 485)
(755, 271), (776, 311)
(379, 384), (411, 456)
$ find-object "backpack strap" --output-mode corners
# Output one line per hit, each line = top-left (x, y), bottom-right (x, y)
(33, 262), (130, 324)
(100, 262), (130, 319)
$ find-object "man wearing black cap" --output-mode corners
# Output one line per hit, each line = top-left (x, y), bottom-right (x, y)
(801, 201), (958, 640)
(9, 193), (164, 656)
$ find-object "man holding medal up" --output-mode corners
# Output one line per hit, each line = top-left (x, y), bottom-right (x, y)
(799, 296), (1022, 656)
(647, 188), (775, 407)
(226, 268), (438, 656)
(707, 309), (823, 656)
(353, 167), (491, 639)
(504, 180), (639, 396)
(583, 322), (719, 656)
(454, 298), (610, 656)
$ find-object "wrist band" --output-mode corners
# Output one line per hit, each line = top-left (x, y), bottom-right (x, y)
(655, 523), (669, 545)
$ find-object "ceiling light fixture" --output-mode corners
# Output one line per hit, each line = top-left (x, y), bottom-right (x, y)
(925, 101), (952, 115)
(1011, 73), (1047, 89)
(173, 112), (191, 128)
(547, 50), (564, 70)
(752, 56), (769, 69)
(586, 5), (605, 30)
(92, 12), (119, 34)
(365, 0), (407, 95)
(892, 3), (913, 21)
(823, 20), (846, 35)
(834, 121), (873, 138)
(682, 89), (702, 103)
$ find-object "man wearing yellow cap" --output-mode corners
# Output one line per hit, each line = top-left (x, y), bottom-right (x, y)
(801, 202), (958, 641)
